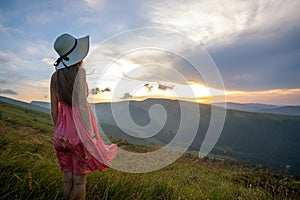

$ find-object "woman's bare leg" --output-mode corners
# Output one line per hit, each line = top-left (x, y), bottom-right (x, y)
(62, 172), (73, 200)
(73, 174), (86, 200)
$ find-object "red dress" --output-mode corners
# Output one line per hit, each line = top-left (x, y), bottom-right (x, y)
(53, 94), (117, 175)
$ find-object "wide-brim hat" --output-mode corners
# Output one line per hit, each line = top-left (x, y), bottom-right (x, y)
(54, 33), (89, 70)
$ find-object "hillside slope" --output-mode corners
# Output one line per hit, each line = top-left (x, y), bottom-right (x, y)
(93, 99), (300, 174)
(0, 96), (50, 114)
(1, 101), (300, 199)
(3, 96), (299, 174)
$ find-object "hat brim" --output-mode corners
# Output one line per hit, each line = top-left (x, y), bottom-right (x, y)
(56, 35), (89, 70)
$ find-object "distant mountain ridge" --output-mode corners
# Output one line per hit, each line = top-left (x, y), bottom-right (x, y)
(262, 105), (300, 116)
(30, 100), (51, 110)
(0, 96), (50, 114)
(6, 96), (298, 116)
(93, 98), (300, 174)
(214, 102), (300, 116)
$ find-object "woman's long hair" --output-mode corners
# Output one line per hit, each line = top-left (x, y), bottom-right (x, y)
(52, 63), (81, 107)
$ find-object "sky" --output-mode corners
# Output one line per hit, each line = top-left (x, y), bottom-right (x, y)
(0, 0), (299, 105)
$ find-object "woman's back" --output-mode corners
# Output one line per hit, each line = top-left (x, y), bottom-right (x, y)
(54, 93), (81, 146)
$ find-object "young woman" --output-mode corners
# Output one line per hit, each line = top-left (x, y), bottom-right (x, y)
(50, 33), (117, 200)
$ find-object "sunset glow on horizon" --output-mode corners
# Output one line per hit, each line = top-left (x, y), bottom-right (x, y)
(84, 82), (300, 106)
(5, 84), (300, 106)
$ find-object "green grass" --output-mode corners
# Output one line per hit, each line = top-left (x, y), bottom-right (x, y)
(0, 101), (299, 199)
(0, 101), (53, 133)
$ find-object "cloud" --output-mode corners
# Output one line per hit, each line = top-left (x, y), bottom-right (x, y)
(90, 87), (111, 95)
(0, 71), (26, 86)
(82, 0), (299, 93)
(42, 58), (55, 66)
(0, 0), (299, 104)
(209, 25), (300, 91)
(15, 79), (51, 102)
(0, 50), (18, 69)
(122, 92), (133, 99)
(146, 0), (300, 46)
(0, 48), (54, 78)
(226, 88), (300, 105)
(0, 88), (18, 95)
(147, 0), (257, 44)
(84, 0), (106, 11)
(87, 30), (209, 87)
(122, 0), (300, 91)
(0, 23), (8, 33)
(0, 51), (10, 64)
(23, 41), (50, 57)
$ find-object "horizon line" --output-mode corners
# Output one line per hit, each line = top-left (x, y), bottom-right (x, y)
(1, 95), (299, 107)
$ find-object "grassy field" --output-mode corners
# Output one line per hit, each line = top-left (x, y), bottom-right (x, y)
(0, 101), (299, 199)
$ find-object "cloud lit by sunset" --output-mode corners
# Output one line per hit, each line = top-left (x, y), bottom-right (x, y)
(0, 0), (299, 105)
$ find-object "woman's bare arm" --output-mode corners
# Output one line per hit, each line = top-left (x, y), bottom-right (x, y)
(50, 73), (58, 126)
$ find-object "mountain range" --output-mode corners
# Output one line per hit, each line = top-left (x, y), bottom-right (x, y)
(0, 96), (50, 113)
(1, 95), (300, 174)
(2, 96), (299, 116)
(213, 102), (300, 116)
(94, 99), (300, 174)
